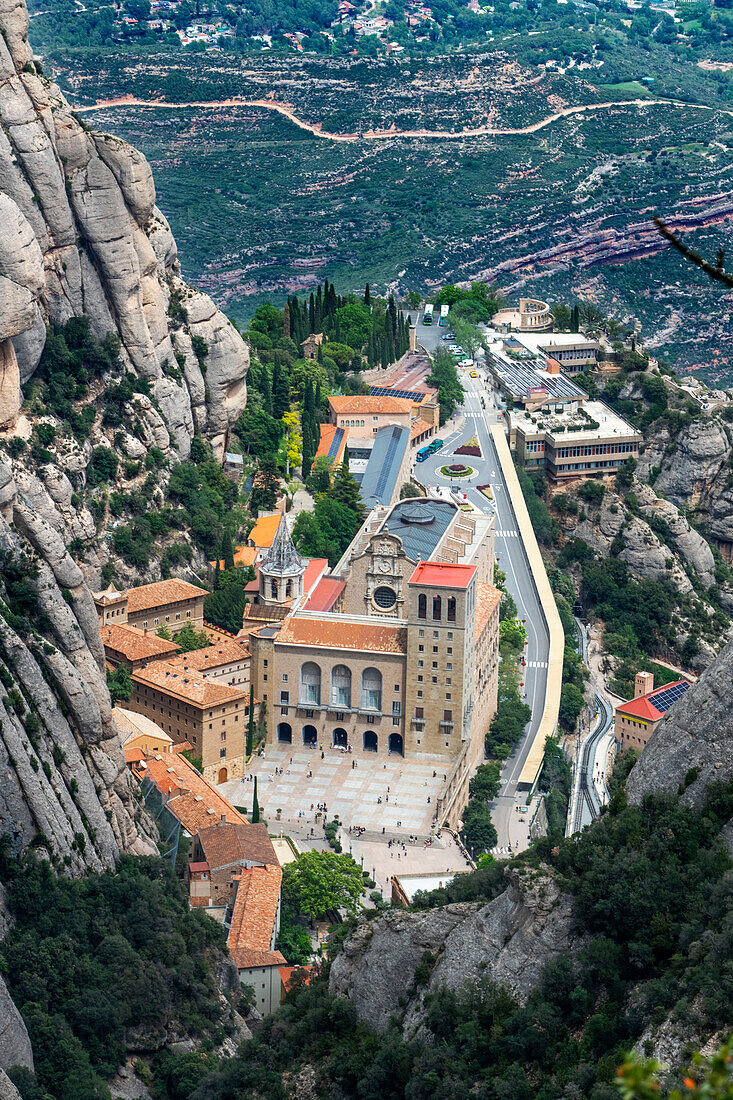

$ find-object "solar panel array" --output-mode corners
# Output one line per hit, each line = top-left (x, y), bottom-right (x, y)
(489, 353), (587, 401)
(327, 427), (345, 460)
(650, 681), (690, 713)
(369, 385), (426, 403)
(360, 425), (410, 509)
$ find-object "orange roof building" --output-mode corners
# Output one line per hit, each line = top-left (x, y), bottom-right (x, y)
(208, 546), (258, 572)
(247, 513), (282, 550)
(226, 864), (286, 1015)
(275, 615), (407, 655)
(124, 579), (207, 635)
(615, 679), (690, 753)
(328, 394), (414, 417)
(315, 423), (348, 466)
(167, 638), (251, 688)
(136, 751), (247, 833)
(102, 623), (181, 670)
(127, 661), (251, 786)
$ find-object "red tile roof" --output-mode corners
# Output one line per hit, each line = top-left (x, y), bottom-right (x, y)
(131, 662), (250, 707)
(277, 615), (406, 654)
(409, 562), (477, 589)
(617, 680), (689, 721)
(167, 638), (250, 672)
(410, 417), (434, 441)
(102, 623), (181, 663)
(328, 395), (413, 416)
(208, 546), (258, 571)
(227, 864), (285, 970)
(279, 965), (315, 993)
(303, 576), (346, 612)
(197, 821), (277, 869)
(302, 558), (328, 595)
(315, 423), (348, 464)
(137, 752), (247, 832)
(475, 582), (502, 638)
(126, 579), (207, 614)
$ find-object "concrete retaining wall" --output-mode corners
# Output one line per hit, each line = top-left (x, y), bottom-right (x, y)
(489, 425), (564, 790)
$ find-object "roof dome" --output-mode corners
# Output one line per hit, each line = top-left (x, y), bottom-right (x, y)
(399, 502), (436, 526)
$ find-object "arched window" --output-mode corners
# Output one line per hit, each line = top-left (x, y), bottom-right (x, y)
(333, 727), (348, 747)
(432, 595), (441, 620)
(361, 668), (382, 711)
(271, 580), (278, 598)
(302, 725), (317, 745)
(447, 597), (456, 622)
(286, 579), (292, 597)
(330, 665), (352, 708)
(277, 723), (292, 744)
(300, 662), (321, 705)
(418, 594), (427, 620)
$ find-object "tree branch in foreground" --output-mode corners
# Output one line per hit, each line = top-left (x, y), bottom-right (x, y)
(654, 217), (733, 288)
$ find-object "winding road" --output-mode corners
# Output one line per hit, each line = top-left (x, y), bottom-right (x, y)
(71, 94), (720, 142)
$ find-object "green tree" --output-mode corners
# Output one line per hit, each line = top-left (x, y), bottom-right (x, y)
(107, 666), (132, 705)
(331, 454), (364, 522)
(252, 776), (260, 824)
(221, 531), (235, 572)
(282, 850), (364, 920)
(175, 623), (211, 653)
(460, 801), (497, 855)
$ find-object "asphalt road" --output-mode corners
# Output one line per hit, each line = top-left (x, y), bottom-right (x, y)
(411, 333), (551, 853)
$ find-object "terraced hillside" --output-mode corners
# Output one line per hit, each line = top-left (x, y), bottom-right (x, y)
(79, 97), (733, 376)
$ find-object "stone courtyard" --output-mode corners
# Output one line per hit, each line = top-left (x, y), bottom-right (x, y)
(219, 744), (455, 842)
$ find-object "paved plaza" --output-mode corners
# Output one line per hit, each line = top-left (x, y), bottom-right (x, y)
(219, 744), (454, 842)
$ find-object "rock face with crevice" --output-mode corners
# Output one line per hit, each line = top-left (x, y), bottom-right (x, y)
(0, 0), (249, 455)
(329, 868), (587, 1035)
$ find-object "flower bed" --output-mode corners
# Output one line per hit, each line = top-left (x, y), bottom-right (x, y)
(455, 434), (481, 458)
(440, 463), (473, 478)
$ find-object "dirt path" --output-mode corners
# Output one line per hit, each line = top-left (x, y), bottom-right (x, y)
(73, 93), (720, 142)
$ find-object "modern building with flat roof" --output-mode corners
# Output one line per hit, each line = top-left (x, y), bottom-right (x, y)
(488, 344), (587, 412)
(510, 399), (641, 481)
(510, 332), (599, 373)
(615, 675), (690, 752)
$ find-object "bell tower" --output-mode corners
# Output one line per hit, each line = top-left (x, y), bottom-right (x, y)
(258, 515), (305, 605)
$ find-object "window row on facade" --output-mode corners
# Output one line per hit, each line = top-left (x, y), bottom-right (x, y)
(276, 722), (404, 755)
(416, 594), (457, 622)
(298, 663), (383, 710)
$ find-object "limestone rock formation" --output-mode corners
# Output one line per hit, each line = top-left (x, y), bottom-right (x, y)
(0, 1069), (23, 1100)
(329, 868), (586, 1035)
(0, 458), (156, 868)
(0, 977), (33, 1076)
(626, 637), (733, 807)
(0, 0), (249, 452)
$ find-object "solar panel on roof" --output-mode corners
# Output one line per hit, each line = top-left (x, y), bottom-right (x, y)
(327, 427), (345, 460)
(649, 682), (689, 713)
(369, 385), (420, 401)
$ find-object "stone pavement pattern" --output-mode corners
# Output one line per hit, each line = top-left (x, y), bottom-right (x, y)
(219, 745), (453, 841)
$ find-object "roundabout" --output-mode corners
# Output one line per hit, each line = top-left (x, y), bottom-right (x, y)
(439, 462), (475, 478)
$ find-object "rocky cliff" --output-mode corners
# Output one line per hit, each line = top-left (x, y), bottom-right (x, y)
(626, 636), (733, 808)
(329, 868), (587, 1035)
(0, 0), (249, 455)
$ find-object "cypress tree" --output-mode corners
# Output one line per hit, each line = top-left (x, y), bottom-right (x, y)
(380, 336), (389, 370)
(272, 362), (289, 419)
(246, 693), (254, 759)
(251, 775), (260, 823)
(213, 558), (220, 590)
(332, 452), (364, 522)
(309, 292), (315, 332)
(302, 379), (316, 476)
(314, 298), (322, 333)
(315, 379), (322, 413)
(282, 300), (290, 340)
(221, 531), (235, 571)
(364, 283), (371, 308)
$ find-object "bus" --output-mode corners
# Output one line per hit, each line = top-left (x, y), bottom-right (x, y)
(423, 304), (434, 326)
(416, 447), (431, 462)
(439, 304), (450, 326)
